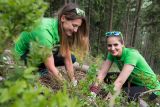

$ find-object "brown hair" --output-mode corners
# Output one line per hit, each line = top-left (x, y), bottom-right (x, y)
(57, 3), (89, 57)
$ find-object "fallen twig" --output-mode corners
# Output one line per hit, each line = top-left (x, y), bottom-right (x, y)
(139, 89), (160, 98)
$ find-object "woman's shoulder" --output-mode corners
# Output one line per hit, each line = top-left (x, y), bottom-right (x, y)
(125, 47), (139, 53)
(41, 18), (57, 27)
(125, 47), (140, 56)
(33, 18), (58, 34)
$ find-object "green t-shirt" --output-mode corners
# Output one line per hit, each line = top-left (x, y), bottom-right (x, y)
(14, 18), (60, 56)
(107, 47), (160, 95)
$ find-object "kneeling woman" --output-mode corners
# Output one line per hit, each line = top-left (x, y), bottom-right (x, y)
(14, 3), (89, 85)
(90, 31), (160, 100)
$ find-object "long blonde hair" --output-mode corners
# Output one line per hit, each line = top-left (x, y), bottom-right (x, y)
(57, 3), (89, 58)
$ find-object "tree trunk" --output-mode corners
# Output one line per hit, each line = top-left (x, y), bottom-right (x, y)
(87, 0), (91, 31)
(74, 0), (77, 4)
(108, 0), (114, 31)
(131, 0), (142, 47)
(124, 0), (131, 45)
(97, 28), (101, 54)
(64, 0), (67, 4)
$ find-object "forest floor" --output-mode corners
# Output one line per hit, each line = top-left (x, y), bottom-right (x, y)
(1, 63), (160, 106)
(39, 66), (160, 107)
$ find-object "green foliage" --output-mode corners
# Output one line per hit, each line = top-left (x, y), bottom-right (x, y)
(50, 86), (81, 107)
(0, 66), (81, 107)
(0, 0), (48, 34)
(71, 65), (140, 107)
(0, 0), (48, 54)
(79, 64), (98, 95)
(28, 41), (52, 67)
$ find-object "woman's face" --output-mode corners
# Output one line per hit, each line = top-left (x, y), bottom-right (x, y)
(61, 16), (82, 36)
(107, 36), (123, 57)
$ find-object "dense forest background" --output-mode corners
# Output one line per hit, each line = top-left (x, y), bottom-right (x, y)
(45, 0), (160, 73)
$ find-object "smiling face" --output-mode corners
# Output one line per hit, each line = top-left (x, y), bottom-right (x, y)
(107, 36), (124, 57)
(61, 15), (82, 36)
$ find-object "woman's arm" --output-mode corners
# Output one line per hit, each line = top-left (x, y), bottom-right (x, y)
(90, 59), (113, 95)
(64, 48), (75, 81)
(96, 59), (113, 85)
(44, 55), (64, 83)
(114, 64), (134, 91)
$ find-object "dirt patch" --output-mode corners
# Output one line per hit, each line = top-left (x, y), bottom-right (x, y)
(39, 66), (86, 92)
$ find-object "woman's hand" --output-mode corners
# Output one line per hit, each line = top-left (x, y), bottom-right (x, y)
(64, 48), (76, 81)
(72, 79), (78, 86)
(89, 84), (101, 97)
(105, 92), (113, 101)
(45, 55), (65, 83)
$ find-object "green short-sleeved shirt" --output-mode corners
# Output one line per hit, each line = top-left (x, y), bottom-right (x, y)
(107, 47), (160, 95)
(14, 18), (60, 56)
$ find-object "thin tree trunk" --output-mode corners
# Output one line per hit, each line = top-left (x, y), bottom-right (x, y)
(65, 0), (67, 4)
(109, 0), (114, 31)
(131, 0), (142, 47)
(97, 27), (101, 54)
(49, 0), (51, 16)
(87, 0), (91, 33)
(74, 0), (77, 4)
(124, 0), (131, 45)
